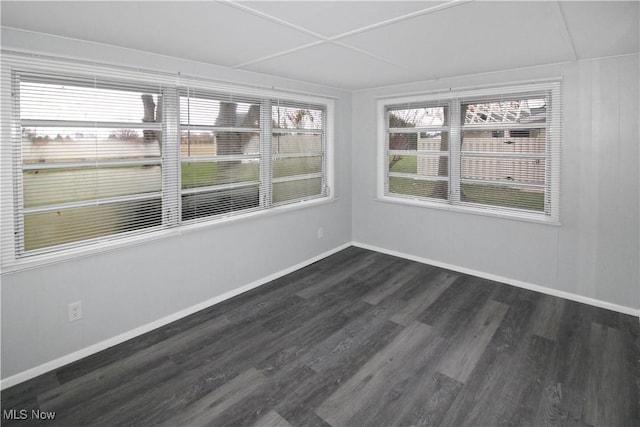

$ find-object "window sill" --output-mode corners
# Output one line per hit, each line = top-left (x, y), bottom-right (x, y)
(1, 196), (337, 275)
(376, 195), (561, 226)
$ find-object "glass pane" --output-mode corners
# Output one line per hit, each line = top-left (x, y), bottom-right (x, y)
(272, 133), (322, 154)
(180, 131), (259, 158)
(22, 127), (161, 163)
(23, 166), (161, 208)
(462, 129), (546, 153)
(181, 185), (259, 221)
(462, 97), (547, 125)
(272, 105), (323, 130)
(273, 156), (322, 178)
(461, 183), (544, 212)
(388, 155), (448, 177)
(461, 157), (545, 185)
(273, 177), (322, 203)
(24, 198), (162, 251)
(388, 106), (447, 128)
(20, 81), (161, 123)
(180, 96), (260, 128)
(389, 131), (448, 151)
(388, 176), (448, 200)
(181, 160), (259, 189)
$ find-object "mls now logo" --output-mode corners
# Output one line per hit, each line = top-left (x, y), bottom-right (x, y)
(3, 409), (56, 420)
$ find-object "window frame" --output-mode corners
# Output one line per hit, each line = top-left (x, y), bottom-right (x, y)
(0, 54), (335, 271)
(377, 81), (561, 224)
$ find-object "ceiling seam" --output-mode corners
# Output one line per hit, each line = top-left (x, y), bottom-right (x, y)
(327, 0), (473, 42)
(224, 0), (472, 72)
(231, 40), (326, 69)
(221, 0), (330, 41)
(549, 1), (578, 62)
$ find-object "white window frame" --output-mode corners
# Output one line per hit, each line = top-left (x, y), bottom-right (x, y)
(0, 52), (335, 271)
(377, 81), (561, 224)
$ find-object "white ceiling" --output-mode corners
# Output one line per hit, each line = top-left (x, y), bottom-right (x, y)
(1, 1), (638, 90)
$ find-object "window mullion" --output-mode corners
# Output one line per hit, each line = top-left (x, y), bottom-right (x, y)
(161, 86), (180, 227)
(449, 100), (461, 204)
(261, 99), (272, 208)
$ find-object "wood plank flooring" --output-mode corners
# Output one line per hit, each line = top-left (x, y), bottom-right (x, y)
(2, 247), (639, 426)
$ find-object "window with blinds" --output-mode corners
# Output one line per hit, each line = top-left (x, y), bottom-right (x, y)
(386, 103), (449, 201)
(380, 82), (561, 222)
(2, 55), (333, 264)
(17, 75), (164, 253)
(272, 102), (327, 204)
(180, 90), (262, 221)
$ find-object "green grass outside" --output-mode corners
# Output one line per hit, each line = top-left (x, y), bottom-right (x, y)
(389, 155), (417, 174)
(389, 155), (544, 211)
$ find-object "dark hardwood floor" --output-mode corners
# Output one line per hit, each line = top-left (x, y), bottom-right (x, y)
(2, 247), (639, 426)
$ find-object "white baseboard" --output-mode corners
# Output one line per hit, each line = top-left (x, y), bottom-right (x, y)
(0, 242), (352, 390)
(352, 241), (640, 317)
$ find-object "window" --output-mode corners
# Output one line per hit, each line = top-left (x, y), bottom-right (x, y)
(379, 82), (561, 222)
(16, 77), (165, 253)
(180, 91), (263, 221)
(272, 102), (327, 204)
(1, 55), (333, 265)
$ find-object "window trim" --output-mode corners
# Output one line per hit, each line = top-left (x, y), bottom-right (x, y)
(0, 53), (335, 271)
(377, 81), (561, 224)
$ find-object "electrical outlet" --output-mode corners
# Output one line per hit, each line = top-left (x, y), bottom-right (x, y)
(317, 227), (324, 239)
(68, 301), (82, 322)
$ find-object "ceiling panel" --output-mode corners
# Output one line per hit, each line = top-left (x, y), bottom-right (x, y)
(241, 1), (445, 38)
(1, 1), (637, 90)
(241, 41), (417, 90)
(0, 1), (319, 68)
(339, 1), (577, 81)
(560, 1), (639, 59)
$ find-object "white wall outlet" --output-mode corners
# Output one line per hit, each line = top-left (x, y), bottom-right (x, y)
(317, 227), (324, 239)
(68, 301), (82, 322)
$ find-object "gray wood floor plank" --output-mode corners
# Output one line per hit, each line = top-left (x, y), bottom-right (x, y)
(392, 371), (463, 427)
(274, 321), (401, 426)
(296, 251), (390, 300)
(251, 410), (295, 427)
(418, 275), (497, 335)
(2, 247), (638, 427)
(37, 314), (232, 410)
(436, 299), (509, 383)
(530, 294), (567, 341)
(159, 368), (267, 427)
(389, 270), (459, 326)
(360, 261), (427, 305)
(584, 323), (639, 427)
(205, 366), (316, 427)
(315, 321), (442, 426)
(440, 334), (555, 427)
(533, 301), (594, 426)
(304, 305), (400, 374)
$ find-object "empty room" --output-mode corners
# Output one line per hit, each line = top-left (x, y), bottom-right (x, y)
(1, 1), (638, 426)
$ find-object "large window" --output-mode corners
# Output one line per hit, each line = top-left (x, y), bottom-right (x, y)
(17, 77), (164, 253)
(379, 82), (561, 222)
(1, 57), (332, 265)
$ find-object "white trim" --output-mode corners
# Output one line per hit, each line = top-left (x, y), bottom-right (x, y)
(0, 242), (352, 390)
(352, 241), (640, 317)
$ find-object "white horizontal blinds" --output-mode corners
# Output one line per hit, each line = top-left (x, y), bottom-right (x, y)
(459, 91), (551, 214)
(385, 102), (450, 201)
(271, 100), (326, 205)
(16, 72), (165, 254)
(179, 88), (263, 222)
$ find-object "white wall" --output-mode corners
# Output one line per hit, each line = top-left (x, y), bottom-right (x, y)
(352, 55), (640, 313)
(0, 29), (353, 381)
